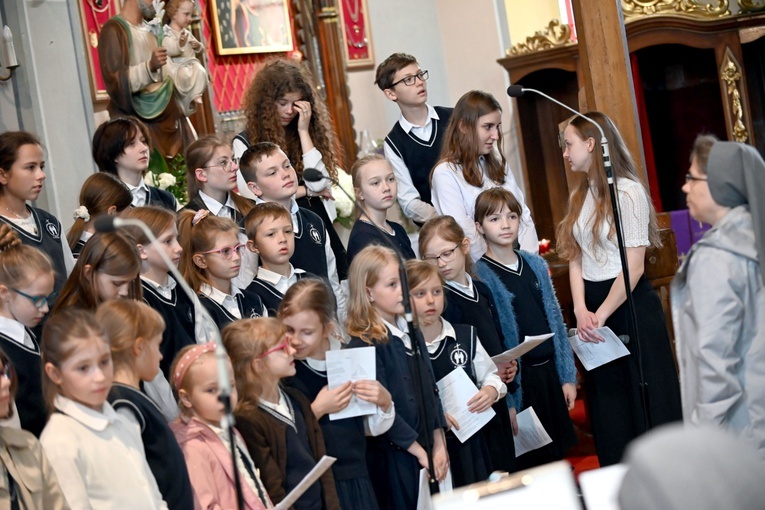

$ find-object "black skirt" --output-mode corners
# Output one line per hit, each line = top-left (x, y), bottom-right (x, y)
(516, 358), (578, 470)
(481, 400), (517, 474)
(583, 276), (682, 466)
(445, 429), (492, 488)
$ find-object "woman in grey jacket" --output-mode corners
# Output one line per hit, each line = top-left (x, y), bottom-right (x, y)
(672, 135), (765, 458)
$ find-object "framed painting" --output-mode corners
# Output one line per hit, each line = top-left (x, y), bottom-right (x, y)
(338, 0), (374, 69)
(209, 0), (294, 55)
(77, 0), (121, 102)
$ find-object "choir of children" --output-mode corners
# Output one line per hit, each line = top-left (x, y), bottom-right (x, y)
(0, 62), (597, 509)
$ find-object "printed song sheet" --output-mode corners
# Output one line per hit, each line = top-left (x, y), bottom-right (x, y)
(568, 327), (630, 371)
(436, 367), (495, 443)
(513, 407), (553, 457)
(491, 333), (554, 366)
(275, 456), (336, 510)
(326, 346), (376, 420)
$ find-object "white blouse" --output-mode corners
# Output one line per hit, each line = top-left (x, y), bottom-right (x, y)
(573, 178), (650, 281)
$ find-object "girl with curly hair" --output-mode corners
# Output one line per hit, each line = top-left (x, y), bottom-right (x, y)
(234, 58), (348, 279)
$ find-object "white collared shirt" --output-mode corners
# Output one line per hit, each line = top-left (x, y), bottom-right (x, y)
(141, 274), (177, 300)
(0, 316), (35, 350)
(445, 273), (476, 298)
(258, 389), (292, 420)
(126, 177), (151, 207)
(199, 190), (238, 219)
(200, 283), (244, 319)
(426, 319), (506, 402)
(80, 230), (94, 243)
(383, 316), (412, 350)
(256, 265), (304, 296)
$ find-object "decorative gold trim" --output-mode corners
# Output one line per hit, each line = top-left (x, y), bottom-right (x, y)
(506, 20), (573, 56)
(720, 49), (749, 143)
(621, 0), (730, 19)
(738, 0), (765, 14)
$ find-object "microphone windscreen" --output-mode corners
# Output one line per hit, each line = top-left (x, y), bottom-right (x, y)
(506, 85), (525, 98)
(302, 168), (325, 183)
(94, 215), (117, 233)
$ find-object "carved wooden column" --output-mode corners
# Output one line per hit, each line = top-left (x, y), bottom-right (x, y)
(570, 0), (646, 179)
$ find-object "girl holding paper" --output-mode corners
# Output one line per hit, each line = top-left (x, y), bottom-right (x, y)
(556, 112), (681, 466)
(406, 259), (504, 487)
(222, 317), (341, 510)
(278, 278), (394, 510)
(474, 188), (578, 470)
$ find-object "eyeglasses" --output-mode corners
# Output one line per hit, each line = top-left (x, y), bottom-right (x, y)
(204, 157), (239, 172)
(199, 243), (246, 260)
(390, 70), (429, 88)
(257, 339), (290, 359)
(0, 361), (12, 381)
(423, 243), (462, 264)
(8, 287), (57, 309)
(685, 173), (708, 183)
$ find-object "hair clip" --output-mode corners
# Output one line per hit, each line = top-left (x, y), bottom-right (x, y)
(72, 206), (90, 223)
(192, 209), (210, 226)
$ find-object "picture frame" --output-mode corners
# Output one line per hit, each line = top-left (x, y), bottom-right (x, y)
(338, 0), (374, 69)
(77, 0), (121, 102)
(209, 0), (294, 56)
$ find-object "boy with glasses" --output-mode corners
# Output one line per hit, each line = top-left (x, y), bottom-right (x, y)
(376, 53), (453, 225)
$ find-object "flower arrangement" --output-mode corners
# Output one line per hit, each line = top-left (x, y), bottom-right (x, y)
(332, 170), (355, 229)
(148, 153), (188, 205)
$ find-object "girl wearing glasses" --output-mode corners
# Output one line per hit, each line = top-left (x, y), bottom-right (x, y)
(556, 111), (681, 466)
(223, 318), (340, 510)
(430, 90), (538, 261)
(418, 215), (518, 475)
(346, 154), (416, 265)
(0, 231), (55, 437)
(235, 59), (348, 281)
(178, 210), (266, 333)
(0, 346), (69, 509)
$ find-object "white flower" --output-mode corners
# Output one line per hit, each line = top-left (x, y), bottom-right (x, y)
(332, 171), (355, 218)
(72, 205), (90, 222)
(144, 171), (156, 187)
(156, 172), (176, 190)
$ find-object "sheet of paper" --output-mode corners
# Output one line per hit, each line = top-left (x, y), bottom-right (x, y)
(513, 407), (553, 457)
(274, 456), (336, 510)
(326, 346), (377, 420)
(579, 464), (628, 510)
(416, 468), (434, 510)
(491, 333), (554, 365)
(568, 326), (630, 371)
(436, 367), (496, 443)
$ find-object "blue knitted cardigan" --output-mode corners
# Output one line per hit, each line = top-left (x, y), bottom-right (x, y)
(475, 251), (577, 411)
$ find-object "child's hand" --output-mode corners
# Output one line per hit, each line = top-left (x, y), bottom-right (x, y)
(310, 382), (352, 419)
(509, 407), (519, 436)
(562, 383), (577, 411)
(501, 359), (518, 383)
(189, 39), (202, 51)
(407, 441), (429, 471)
(467, 386), (497, 414)
(575, 307), (603, 343)
(352, 380), (391, 412)
(445, 412), (460, 431)
(432, 435), (449, 482)
(179, 30), (189, 47)
(294, 100), (312, 133)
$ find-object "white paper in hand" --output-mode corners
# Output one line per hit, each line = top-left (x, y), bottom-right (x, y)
(568, 327), (630, 371)
(491, 333), (554, 366)
(514, 407), (553, 457)
(326, 347), (376, 420)
(436, 367), (495, 443)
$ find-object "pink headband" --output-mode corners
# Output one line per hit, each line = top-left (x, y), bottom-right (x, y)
(192, 209), (210, 226)
(173, 341), (217, 389)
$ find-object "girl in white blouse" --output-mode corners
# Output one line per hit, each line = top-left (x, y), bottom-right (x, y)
(430, 90), (538, 261)
(556, 112), (681, 466)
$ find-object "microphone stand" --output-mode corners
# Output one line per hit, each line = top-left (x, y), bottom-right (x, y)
(95, 217), (246, 510)
(506, 87), (651, 430)
(303, 170), (440, 491)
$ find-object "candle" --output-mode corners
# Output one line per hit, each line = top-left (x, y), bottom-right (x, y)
(539, 238), (551, 255)
(3, 26), (18, 69)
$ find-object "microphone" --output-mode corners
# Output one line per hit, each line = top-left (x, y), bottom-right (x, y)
(506, 85), (524, 98)
(302, 167), (326, 184)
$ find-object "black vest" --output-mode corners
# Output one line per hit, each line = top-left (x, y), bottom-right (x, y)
(0, 331), (46, 437)
(428, 324), (478, 385)
(291, 208), (328, 279)
(384, 106), (453, 205)
(182, 195), (245, 227)
(147, 186), (177, 211)
(108, 383), (194, 510)
(141, 279), (196, 378)
(245, 272), (316, 316)
(198, 289), (265, 332)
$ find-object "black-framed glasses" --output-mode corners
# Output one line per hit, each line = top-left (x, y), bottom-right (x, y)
(390, 70), (429, 88)
(423, 242), (462, 264)
(685, 173), (708, 183)
(204, 157), (239, 172)
(199, 243), (246, 260)
(8, 287), (57, 309)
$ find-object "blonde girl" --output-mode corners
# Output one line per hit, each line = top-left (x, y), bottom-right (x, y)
(418, 216), (519, 473)
(177, 209), (265, 332)
(52, 231), (142, 314)
(346, 154), (416, 264)
(0, 231), (55, 436)
(0, 346), (69, 509)
(122, 206), (196, 378)
(67, 172), (132, 258)
(223, 317), (338, 509)
(406, 259), (503, 487)
(278, 278), (393, 509)
(169, 342), (271, 509)
(40, 309), (167, 509)
(345, 245), (448, 510)
(99, 299), (194, 509)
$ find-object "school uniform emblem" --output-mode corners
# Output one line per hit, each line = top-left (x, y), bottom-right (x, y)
(309, 225), (322, 244)
(45, 220), (60, 240)
(450, 346), (468, 367)
(249, 308), (261, 319)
